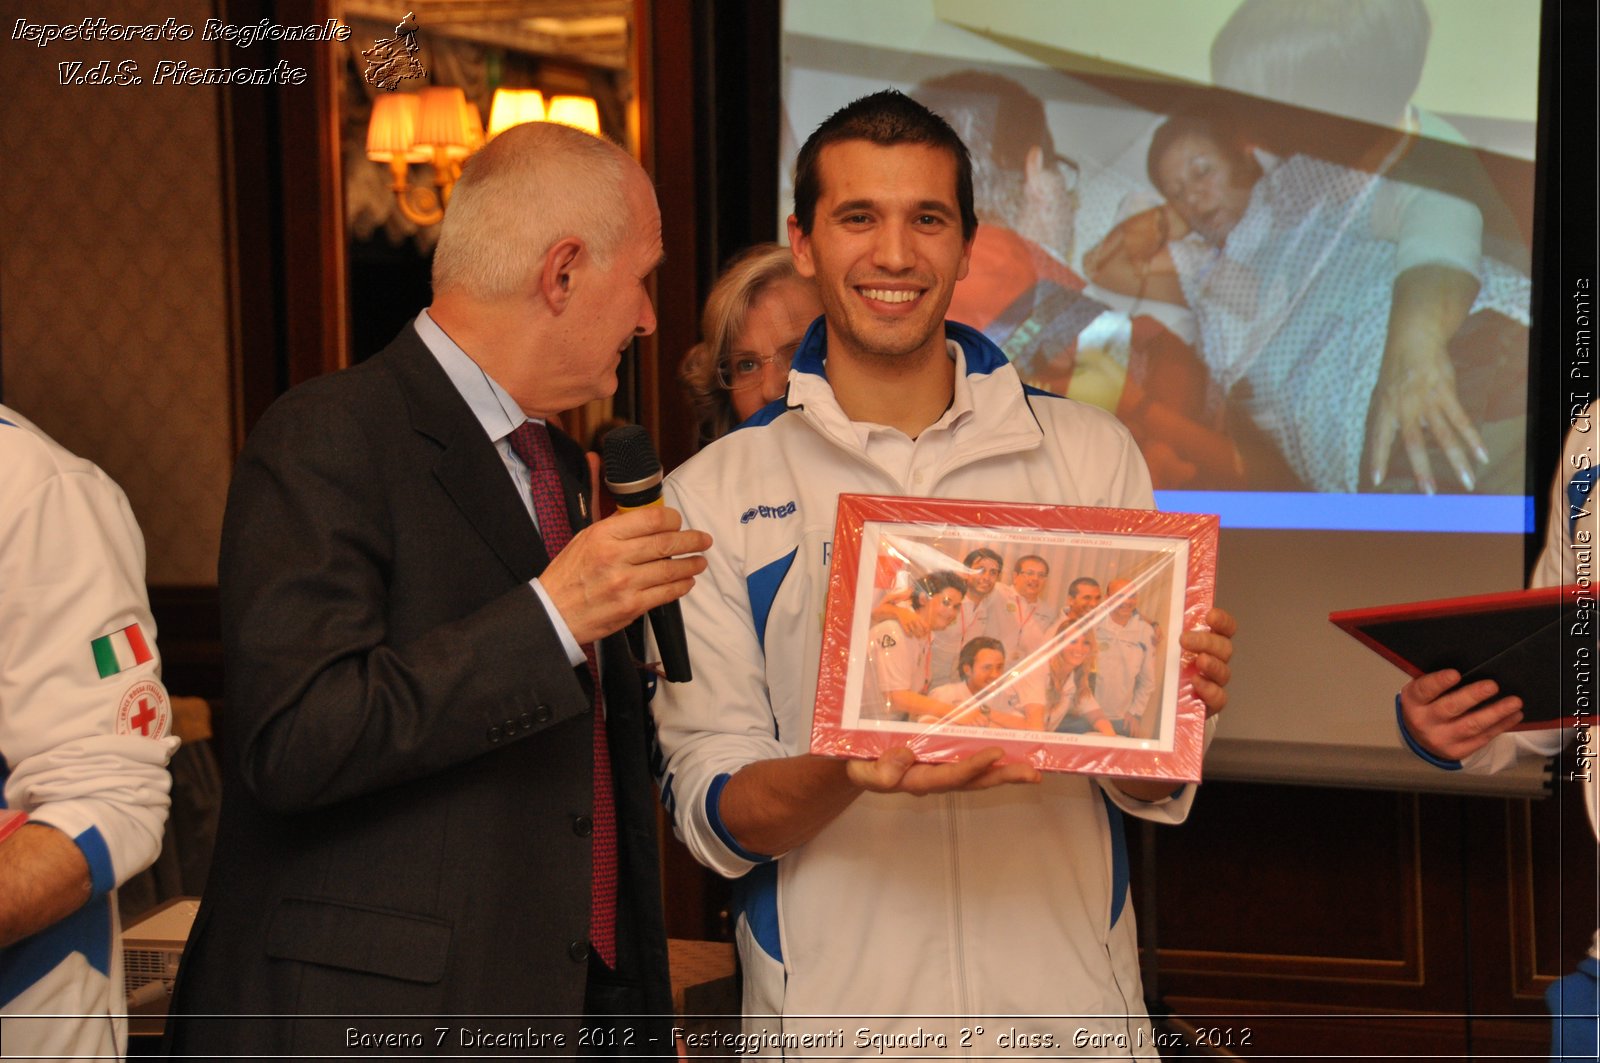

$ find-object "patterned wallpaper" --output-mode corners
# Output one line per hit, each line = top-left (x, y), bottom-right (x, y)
(1, 0), (233, 586)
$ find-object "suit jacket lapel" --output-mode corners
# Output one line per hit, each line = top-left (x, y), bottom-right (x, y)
(384, 326), (551, 579)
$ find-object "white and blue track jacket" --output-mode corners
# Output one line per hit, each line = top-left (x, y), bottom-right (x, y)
(655, 322), (1201, 1057)
(0, 405), (176, 1059)
(1400, 411), (1597, 960)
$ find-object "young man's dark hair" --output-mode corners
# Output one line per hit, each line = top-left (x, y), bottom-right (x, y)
(962, 546), (1004, 571)
(956, 635), (1005, 682)
(1067, 576), (1101, 599)
(909, 569), (969, 608)
(792, 89), (978, 241)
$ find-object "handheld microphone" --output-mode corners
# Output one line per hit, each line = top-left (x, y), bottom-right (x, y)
(601, 425), (693, 683)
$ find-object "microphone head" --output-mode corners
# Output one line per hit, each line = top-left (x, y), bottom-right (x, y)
(602, 424), (664, 500)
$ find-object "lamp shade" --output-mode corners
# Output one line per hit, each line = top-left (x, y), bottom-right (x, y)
(487, 88), (546, 138)
(415, 86), (473, 157)
(545, 95), (601, 136)
(462, 101), (485, 152)
(366, 92), (427, 162)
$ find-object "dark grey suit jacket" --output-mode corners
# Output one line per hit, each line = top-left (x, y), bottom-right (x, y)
(164, 326), (671, 1057)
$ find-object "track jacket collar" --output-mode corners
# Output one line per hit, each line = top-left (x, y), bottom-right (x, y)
(782, 318), (1045, 475)
(788, 317), (1011, 381)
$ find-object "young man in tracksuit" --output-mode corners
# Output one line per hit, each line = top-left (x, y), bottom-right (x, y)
(653, 91), (1236, 1058)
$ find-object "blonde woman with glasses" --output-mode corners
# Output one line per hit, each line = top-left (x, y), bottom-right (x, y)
(679, 243), (822, 443)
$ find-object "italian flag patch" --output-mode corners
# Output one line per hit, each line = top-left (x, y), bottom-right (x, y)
(92, 624), (153, 679)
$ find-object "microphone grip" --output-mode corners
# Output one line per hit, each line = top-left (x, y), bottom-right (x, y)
(618, 495), (689, 680)
(601, 424), (690, 682)
(648, 600), (692, 683)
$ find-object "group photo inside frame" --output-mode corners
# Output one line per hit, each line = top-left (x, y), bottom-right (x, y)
(812, 494), (1220, 782)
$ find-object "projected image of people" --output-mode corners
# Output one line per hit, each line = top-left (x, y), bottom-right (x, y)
(914, 72), (1246, 492)
(1084, 0), (1531, 497)
(1086, 112), (1529, 497)
(781, 0), (1537, 519)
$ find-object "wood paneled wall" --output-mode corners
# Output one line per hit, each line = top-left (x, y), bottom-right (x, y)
(1127, 781), (1594, 1058)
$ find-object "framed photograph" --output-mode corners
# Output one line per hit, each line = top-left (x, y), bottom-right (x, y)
(811, 494), (1220, 782)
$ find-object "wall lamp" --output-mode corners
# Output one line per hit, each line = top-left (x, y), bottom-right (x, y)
(366, 86), (601, 226)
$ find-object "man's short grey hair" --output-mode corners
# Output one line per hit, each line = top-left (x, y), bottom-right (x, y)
(432, 121), (631, 300)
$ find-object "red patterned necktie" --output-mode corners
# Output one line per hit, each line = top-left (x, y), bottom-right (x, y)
(506, 420), (617, 968)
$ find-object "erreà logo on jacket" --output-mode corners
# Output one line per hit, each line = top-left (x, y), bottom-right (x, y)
(739, 500), (798, 524)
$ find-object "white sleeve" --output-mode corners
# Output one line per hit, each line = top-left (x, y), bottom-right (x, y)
(0, 465), (177, 897)
(1445, 415), (1593, 775)
(1130, 623), (1158, 717)
(1012, 665), (1050, 709)
(1098, 716), (1214, 825)
(869, 623), (919, 696)
(651, 475), (791, 878)
(1371, 178), (1484, 277)
(1458, 729), (1567, 774)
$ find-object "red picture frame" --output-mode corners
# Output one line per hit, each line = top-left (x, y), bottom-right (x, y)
(810, 493), (1220, 781)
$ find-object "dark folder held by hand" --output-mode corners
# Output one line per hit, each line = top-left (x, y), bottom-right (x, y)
(1330, 584), (1595, 728)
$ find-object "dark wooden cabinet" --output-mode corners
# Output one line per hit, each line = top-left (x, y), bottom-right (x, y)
(1127, 780), (1594, 1058)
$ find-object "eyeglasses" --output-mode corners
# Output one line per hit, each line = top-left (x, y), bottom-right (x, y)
(715, 347), (794, 391)
(1017, 568), (1048, 580)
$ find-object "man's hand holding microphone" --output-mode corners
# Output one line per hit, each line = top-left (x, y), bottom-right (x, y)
(537, 425), (709, 675)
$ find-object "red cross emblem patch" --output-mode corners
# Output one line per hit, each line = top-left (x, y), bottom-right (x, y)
(116, 680), (170, 739)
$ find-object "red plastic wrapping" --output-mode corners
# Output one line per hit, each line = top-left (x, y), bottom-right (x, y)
(810, 493), (1220, 782)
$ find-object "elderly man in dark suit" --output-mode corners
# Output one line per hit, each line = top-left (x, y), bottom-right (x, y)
(165, 121), (709, 1058)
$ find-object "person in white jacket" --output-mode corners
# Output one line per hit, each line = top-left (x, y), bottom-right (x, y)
(0, 405), (178, 1060)
(1398, 408), (1596, 1060)
(653, 90), (1236, 1058)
